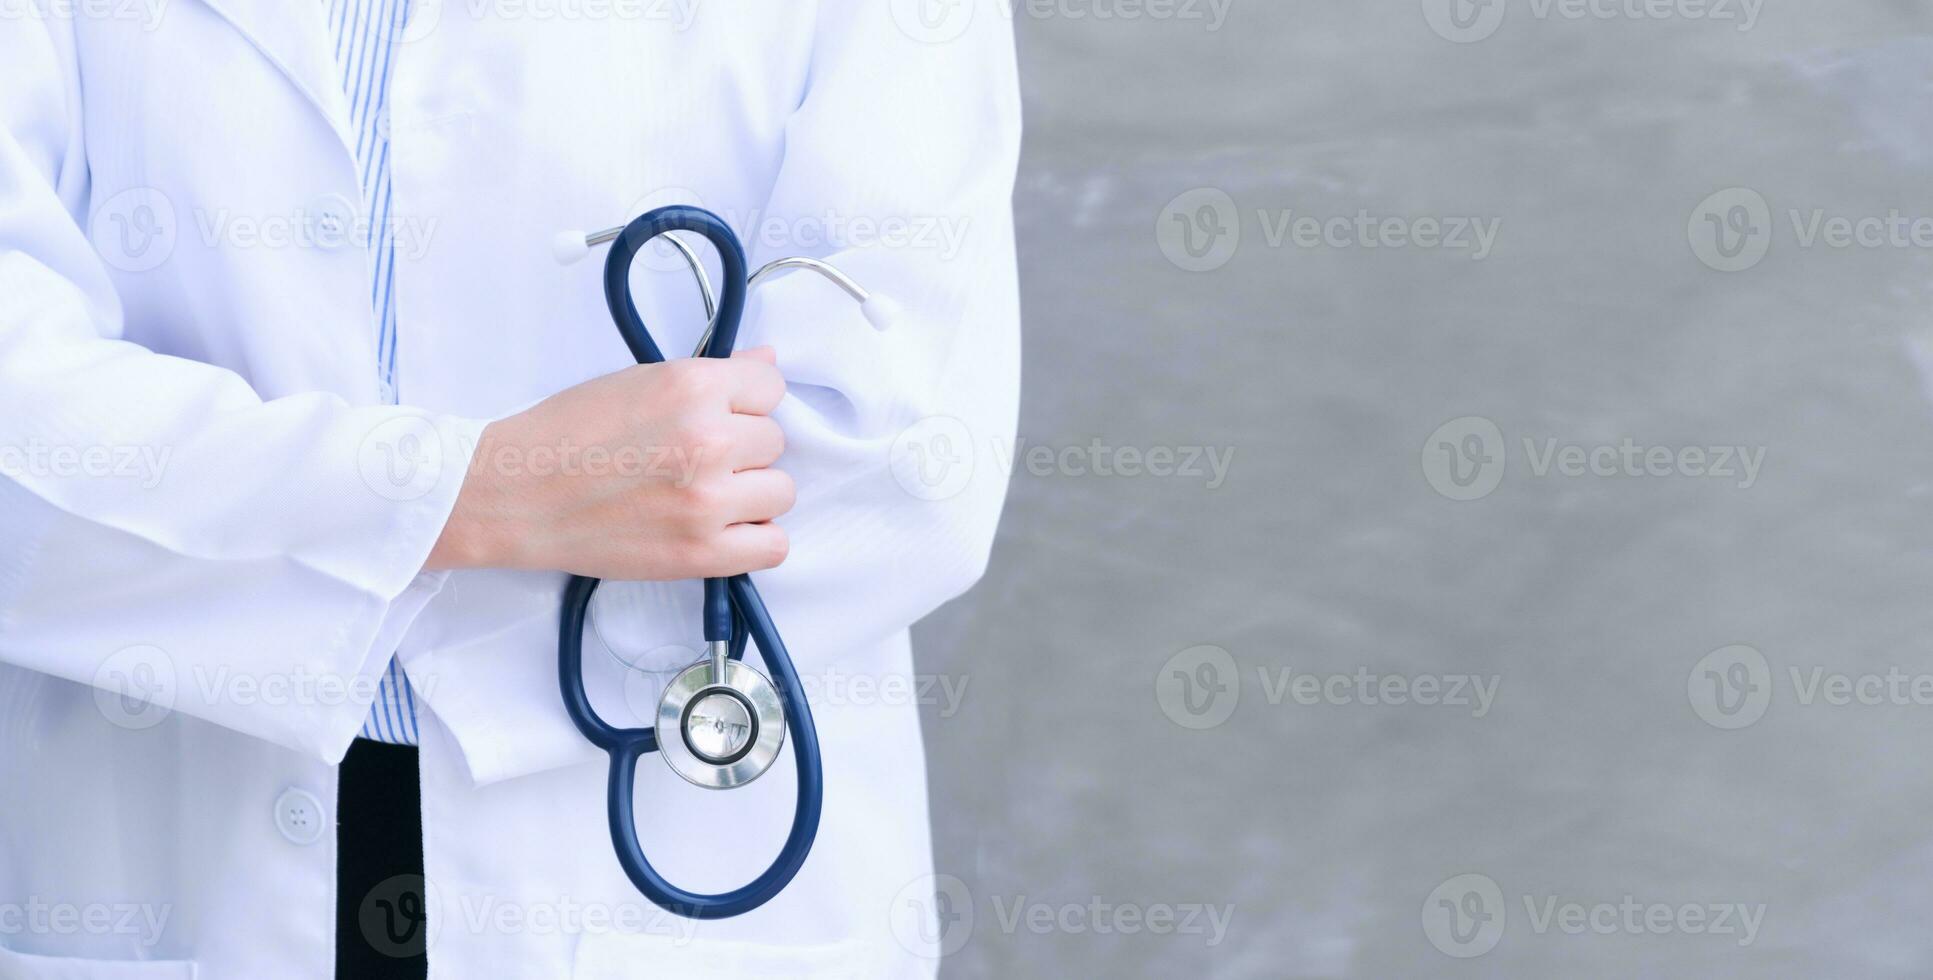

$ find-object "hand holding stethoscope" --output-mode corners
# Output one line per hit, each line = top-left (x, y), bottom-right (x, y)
(552, 206), (893, 919)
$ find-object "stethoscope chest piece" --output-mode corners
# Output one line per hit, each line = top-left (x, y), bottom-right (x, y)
(658, 653), (787, 789)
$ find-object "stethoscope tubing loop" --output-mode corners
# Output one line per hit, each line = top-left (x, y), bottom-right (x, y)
(600, 205), (748, 366)
(600, 574), (823, 920)
(558, 205), (824, 920)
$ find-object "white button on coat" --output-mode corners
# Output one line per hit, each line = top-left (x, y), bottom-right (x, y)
(306, 193), (356, 251)
(0, 2), (1020, 978)
(274, 788), (327, 845)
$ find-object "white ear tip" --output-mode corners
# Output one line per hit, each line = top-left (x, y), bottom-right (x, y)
(860, 295), (900, 332)
(552, 231), (591, 266)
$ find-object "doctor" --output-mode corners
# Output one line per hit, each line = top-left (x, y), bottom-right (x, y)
(0, 0), (1020, 977)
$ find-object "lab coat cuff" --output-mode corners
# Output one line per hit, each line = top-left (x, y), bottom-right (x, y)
(423, 636), (604, 786)
(314, 569), (454, 763)
(345, 411), (492, 599)
(313, 411), (489, 761)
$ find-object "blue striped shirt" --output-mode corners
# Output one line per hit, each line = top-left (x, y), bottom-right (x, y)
(327, 0), (421, 745)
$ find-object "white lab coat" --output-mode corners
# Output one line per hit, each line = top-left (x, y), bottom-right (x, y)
(0, 1), (1020, 976)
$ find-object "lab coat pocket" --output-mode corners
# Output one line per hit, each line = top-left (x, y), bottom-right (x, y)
(0, 944), (195, 980)
(570, 932), (886, 980)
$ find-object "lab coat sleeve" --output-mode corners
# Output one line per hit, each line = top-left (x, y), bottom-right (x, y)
(734, 0), (1022, 654)
(0, 16), (484, 760)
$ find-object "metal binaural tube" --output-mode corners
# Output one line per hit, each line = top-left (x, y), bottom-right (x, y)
(749, 257), (871, 304)
(571, 224), (879, 354)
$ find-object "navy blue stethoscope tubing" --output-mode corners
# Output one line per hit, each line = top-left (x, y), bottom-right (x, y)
(557, 205), (824, 920)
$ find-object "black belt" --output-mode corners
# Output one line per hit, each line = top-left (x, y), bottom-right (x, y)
(336, 739), (428, 980)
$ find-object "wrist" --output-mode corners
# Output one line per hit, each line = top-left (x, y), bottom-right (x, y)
(425, 420), (517, 571)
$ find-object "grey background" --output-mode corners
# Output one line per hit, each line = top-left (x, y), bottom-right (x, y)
(914, 1), (1933, 977)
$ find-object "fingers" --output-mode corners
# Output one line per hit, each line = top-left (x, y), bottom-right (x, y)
(725, 347), (785, 415)
(653, 348), (782, 413)
(722, 468), (796, 525)
(706, 521), (790, 576)
(722, 414), (785, 471)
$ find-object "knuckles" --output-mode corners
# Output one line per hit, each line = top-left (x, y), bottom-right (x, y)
(677, 477), (730, 525)
(672, 416), (733, 464)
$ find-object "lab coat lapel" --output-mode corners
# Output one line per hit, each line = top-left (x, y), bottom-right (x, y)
(192, 0), (358, 162)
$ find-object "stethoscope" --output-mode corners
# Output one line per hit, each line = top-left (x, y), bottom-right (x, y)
(552, 205), (891, 920)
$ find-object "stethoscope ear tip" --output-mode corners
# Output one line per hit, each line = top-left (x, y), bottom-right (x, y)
(552, 230), (592, 266)
(859, 295), (900, 332)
